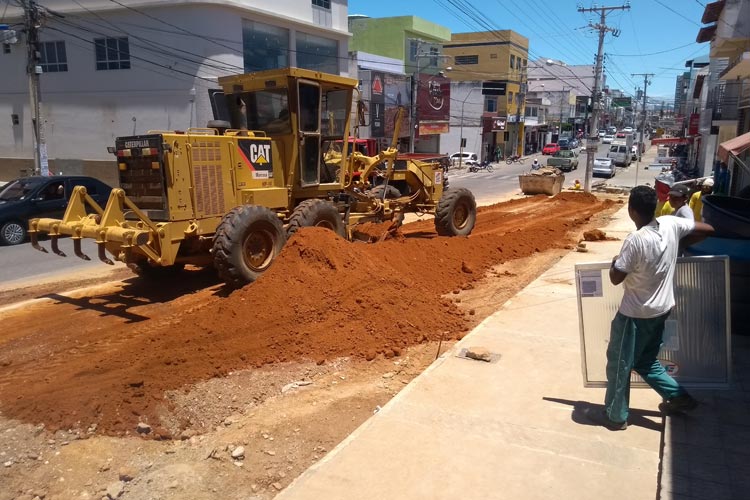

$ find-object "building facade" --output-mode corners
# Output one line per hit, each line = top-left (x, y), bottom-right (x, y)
(697, 0), (750, 194)
(443, 30), (529, 158)
(0, 0), (351, 184)
(348, 15), (451, 153)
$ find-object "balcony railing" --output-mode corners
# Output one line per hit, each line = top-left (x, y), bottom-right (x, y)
(709, 81), (741, 121)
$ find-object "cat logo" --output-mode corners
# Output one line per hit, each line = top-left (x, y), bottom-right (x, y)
(248, 143), (271, 165)
(237, 139), (273, 175)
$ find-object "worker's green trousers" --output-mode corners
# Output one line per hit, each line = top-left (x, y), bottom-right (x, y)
(604, 311), (687, 423)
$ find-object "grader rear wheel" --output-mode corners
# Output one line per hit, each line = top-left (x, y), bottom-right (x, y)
(434, 187), (477, 237)
(213, 205), (287, 288)
(286, 199), (345, 238)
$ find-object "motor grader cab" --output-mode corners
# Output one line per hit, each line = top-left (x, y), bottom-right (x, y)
(29, 67), (476, 288)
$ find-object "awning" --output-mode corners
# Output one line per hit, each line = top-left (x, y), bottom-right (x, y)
(651, 137), (696, 145)
(701, 0), (725, 24)
(696, 24), (717, 43)
(718, 131), (750, 163)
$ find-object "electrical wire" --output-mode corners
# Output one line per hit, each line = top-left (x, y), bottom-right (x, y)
(653, 0), (702, 27)
(607, 42), (699, 57)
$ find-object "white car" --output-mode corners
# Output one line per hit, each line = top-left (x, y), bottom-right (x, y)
(450, 152), (479, 166)
(602, 134), (614, 144)
(593, 157), (615, 178)
(622, 127), (634, 134)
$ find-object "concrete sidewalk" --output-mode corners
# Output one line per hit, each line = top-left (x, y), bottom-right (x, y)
(277, 204), (671, 500)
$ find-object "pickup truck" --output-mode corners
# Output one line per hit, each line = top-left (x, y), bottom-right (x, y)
(546, 150), (579, 172)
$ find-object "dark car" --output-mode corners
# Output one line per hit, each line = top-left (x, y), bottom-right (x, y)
(0, 176), (113, 245)
(557, 138), (571, 150)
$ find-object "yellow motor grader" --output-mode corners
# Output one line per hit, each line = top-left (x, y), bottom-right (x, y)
(30, 67), (477, 287)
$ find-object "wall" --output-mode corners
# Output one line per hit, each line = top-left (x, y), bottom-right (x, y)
(349, 16), (450, 63)
(0, 1), (350, 181)
(442, 82), (485, 157)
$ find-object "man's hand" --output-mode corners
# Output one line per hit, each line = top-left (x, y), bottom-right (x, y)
(681, 221), (715, 248)
(609, 255), (627, 286)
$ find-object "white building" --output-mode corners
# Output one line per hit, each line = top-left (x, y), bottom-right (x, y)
(0, 0), (351, 184)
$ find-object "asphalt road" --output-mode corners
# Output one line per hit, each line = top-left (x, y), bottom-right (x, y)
(448, 140), (653, 205)
(0, 238), (125, 290)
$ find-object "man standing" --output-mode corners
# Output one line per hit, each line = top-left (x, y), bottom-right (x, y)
(665, 184), (694, 221)
(583, 186), (714, 430)
(689, 178), (714, 221)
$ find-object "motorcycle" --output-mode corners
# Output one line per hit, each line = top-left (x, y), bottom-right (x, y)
(506, 154), (524, 165)
(469, 159), (494, 173)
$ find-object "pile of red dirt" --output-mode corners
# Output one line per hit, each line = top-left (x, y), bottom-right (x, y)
(0, 194), (614, 436)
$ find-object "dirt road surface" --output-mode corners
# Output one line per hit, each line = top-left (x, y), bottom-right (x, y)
(0, 192), (620, 500)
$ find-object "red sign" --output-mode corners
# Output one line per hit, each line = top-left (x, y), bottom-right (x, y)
(372, 75), (383, 95)
(688, 113), (699, 135)
(416, 73), (450, 125)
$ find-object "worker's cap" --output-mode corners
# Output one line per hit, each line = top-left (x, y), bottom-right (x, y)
(668, 184), (689, 197)
(703, 177), (714, 187)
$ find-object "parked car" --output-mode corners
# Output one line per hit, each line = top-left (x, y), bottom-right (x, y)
(449, 151), (479, 166)
(598, 129), (607, 138)
(593, 157), (615, 178)
(557, 138), (571, 150)
(622, 126), (634, 134)
(615, 132), (627, 139)
(547, 150), (579, 172)
(542, 143), (561, 155)
(0, 176), (113, 245)
(602, 134), (614, 144)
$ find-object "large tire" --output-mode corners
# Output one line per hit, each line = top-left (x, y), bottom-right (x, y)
(0, 220), (26, 245)
(286, 199), (345, 238)
(368, 184), (401, 200)
(213, 205), (287, 288)
(434, 188), (477, 237)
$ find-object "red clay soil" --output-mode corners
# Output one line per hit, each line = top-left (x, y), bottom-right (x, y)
(0, 194), (612, 437)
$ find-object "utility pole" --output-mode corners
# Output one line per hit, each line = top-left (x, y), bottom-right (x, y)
(22, 0), (48, 176)
(578, 2), (630, 193)
(632, 72), (653, 187)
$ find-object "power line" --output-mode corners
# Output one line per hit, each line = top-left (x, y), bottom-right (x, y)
(607, 42), (698, 57)
(653, 0), (702, 27)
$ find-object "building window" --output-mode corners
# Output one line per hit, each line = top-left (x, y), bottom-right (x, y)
(409, 39), (419, 62)
(94, 37), (130, 70)
(510, 54), (515, 71)
(39, 41), (68, 72)
(508, 91), (513, 105)
(242, 20), (289, 72)
(516, 57), (521, 70)
(312, 0), (330, 7)
(486, 97), (497, 113)
(429, 46), (439, 67)
(454, 55), (478, 65)
(490, 53), (497, 59)
(296, 32), (338, 74)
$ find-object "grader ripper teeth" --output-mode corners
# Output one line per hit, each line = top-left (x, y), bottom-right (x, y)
(30, 186), (157, 265)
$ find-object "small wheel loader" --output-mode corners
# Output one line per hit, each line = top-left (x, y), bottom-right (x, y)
(30, 67), (477, 287)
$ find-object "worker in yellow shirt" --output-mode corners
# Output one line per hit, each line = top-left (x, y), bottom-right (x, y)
(689, 178), (714, 221)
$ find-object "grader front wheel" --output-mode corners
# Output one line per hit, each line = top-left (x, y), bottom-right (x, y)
(434, 188), (477, 237)
(286, 199), (345, 238)
(213, 205), (287, 288)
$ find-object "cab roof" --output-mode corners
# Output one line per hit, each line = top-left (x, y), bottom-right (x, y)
(218, 67), (358, 93)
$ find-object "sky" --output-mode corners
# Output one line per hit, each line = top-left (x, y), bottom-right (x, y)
(349, 0), (711, 102)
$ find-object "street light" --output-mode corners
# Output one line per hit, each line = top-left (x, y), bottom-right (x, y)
(457, 87), (483, 169)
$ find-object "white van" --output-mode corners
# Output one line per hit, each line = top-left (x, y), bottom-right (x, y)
(607, 143), (631, 166)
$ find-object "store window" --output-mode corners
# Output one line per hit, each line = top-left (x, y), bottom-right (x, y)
(296, 32), (338, 74)
(242, 20), (289, 72)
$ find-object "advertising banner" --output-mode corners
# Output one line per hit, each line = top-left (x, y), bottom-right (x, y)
(416, 73), (450, 135)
